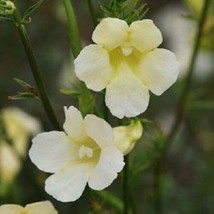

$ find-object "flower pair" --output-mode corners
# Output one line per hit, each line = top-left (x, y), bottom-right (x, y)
(29, 17), (179, 202)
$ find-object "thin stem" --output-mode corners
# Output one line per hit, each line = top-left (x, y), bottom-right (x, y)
(166, 0), (210, 145)
(63, 0), (82, 58)
(153, 161), (162, 214)
(129, 190), (137, 214)
(87, 0), (97, 27)
(153, 1), (210, 213)
(12, 1), (61, 130)
(123, 155), (129, 214)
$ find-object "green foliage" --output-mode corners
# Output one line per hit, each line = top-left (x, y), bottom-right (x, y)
(90, 190), (123, 213)
(0, 0), (15, 22)
(100, 0), (148, 24)
(0, 15), (13, 22)
(22, 0), (45, 23)
(9, 78), (39, 100)
(132, 135), (165, 176)
(61, 84), (94, 117)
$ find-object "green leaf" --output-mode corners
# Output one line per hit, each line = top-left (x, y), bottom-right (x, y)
(22, 0), (45, 21)
(100, 0), (148, 24)
(0, 15), (14, 22)
(61, 83), (94, 116)
(8, 92), (38, 100)
(78, 84), (94, 116)
(60, 88), (80, 97)
(14, 78), (32, 89)
(95, 190), (123, 213)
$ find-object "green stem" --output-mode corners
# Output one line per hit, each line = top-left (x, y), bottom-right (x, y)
(63, 0), (81, 58)
(153, 161), (162, 214)
(12, 1), (61, 130)
(153, 1), (210, 213)
(166, 0), (210, 145)
(123, 155), (129, 214)
(87, 0), (97, 27)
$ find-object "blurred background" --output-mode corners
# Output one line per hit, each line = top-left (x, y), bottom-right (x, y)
(0, 0), (214, 213)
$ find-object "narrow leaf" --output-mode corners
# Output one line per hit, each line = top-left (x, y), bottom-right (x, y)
(22, 0), (45, 21)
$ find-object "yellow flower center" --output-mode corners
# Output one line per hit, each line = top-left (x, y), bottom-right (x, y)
(78, 145), (93, 159)
(77, 138), (101, 163)
(109, 45), (142, 76)
(121, 42), (133, 56)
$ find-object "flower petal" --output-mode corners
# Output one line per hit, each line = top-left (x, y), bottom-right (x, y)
(25, 201), (58, 214)
(84, 115), (114, 147)
(0, 204), (24, 214)
(92, 18), (129, 51)
(136, 48), (180, 95)
(129, 19), (162, 53)
(0, 142), (21, 182)
(88, 146), (124, 190)
(45, 163), (94, 202)
(63, 106), (86, 142)
(105, 63), (150, 118)
(74, 44), (112, 91)
(113, 120), (143, 155)
(29, 131), (78, 173)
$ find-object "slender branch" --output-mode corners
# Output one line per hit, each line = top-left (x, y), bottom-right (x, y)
(166, 0), (210, 145)
(153, 1), (210, 213)
(87, 0), (97, 27)
(123, 155), (129, 214)
(153, 161), (162, 214)
(12, 1), (61, 130)
(63, 0), (81, 58)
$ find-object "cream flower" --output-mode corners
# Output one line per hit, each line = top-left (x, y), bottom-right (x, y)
(74, 18), (179, 118)
(0, 201), (58, 214)
(0, 107), (41, 183)
(29, 106), (126, 202)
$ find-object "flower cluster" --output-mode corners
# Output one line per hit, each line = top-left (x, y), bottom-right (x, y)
(28, 17), (178, 203)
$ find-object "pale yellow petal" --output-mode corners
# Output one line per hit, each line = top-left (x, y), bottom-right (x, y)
(29, 131), (78, 173)
(84, 114), (114, 147)
(92, 18), (129, 51)
(113, 120), (143, 155)
(25, 201), (58, 214)
(63, 106), (87, 142)
(0, 142), (21, 182)
(74, 44), (112, 91)
(88, 146), (124, 190)
(105, 63), (150, 118)
(0, 204), (24, 214)
(45, 163), (94, 202)
(129, 19), (162, 53)
(2, 107), (41, 157)
(136, 48), (179, 95)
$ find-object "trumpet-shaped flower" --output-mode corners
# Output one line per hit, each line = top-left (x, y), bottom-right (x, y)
(29, 106), (128, 202)
(74, 18), (179, 118)
(0, 201), (58, 214)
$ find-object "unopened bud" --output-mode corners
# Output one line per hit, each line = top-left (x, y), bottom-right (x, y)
(113, 120), (143, 155)
(0, 0), (16, 16)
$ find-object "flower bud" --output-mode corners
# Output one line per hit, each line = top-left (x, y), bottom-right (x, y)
(0, 0), (16, 16)
(113, 120), (143, 155)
